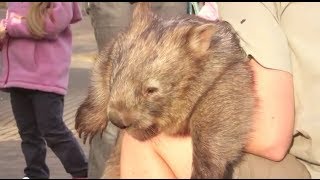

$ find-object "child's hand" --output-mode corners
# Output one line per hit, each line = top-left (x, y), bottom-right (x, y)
(0, 20), (7, 40)
(13, 14), (25, 20)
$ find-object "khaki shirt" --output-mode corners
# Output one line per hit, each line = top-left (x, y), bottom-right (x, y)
(217, 2), (320, 178)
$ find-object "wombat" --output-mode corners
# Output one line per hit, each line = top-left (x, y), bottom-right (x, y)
(75, 2), (256, 179)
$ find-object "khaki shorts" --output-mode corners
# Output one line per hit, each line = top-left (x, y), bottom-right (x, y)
(217, 2), (320, 178)
(233, 153), (310, 178)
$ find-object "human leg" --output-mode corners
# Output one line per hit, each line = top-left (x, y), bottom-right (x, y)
(32, 91), (88, 178)
(10, 88), (49, 179)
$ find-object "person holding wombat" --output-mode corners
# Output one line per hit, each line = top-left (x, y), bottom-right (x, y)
(0, 2), (88, 179)
(120, 2), (319, 179)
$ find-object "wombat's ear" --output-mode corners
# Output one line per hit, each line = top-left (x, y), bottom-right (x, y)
(187, 24), (215, 56)
(131, 2), (154, 25)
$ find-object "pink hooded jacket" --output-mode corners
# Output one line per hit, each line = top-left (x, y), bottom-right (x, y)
(0, 2), (82, 95)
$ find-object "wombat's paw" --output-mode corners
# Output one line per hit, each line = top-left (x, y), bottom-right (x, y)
(191, 166), (225, 179)
(75, 116), (108, 144)
(75, 106), (108, 144)
(191, 170), (204, 179)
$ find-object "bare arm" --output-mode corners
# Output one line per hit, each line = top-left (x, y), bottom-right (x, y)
(120, 132), (177, 178)
(245, 58), (294, 161)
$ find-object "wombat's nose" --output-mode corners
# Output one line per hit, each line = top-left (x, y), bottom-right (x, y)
(108, 111), (130, 129)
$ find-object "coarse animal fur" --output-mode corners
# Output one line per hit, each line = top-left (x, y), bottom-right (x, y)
(75, 2), (256, 179)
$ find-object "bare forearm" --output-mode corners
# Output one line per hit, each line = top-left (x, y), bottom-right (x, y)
(245, 59), (294, 161)
(120, 132), (177, 178)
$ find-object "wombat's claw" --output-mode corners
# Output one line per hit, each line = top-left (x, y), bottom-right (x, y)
(77, 127), (89, 144)
(77, 126), (84, 137)
(77, 127), (99, 144)
(75, 121), (107, 144)
(77, 128), (85, 143)
(88, 128), (105, 144)
(77, 128), (82, 138)
(82, 133), (88, 144)
(89, 132), (96, 144)
(80, 131), (93, 144)
(100, 131), (104, 139)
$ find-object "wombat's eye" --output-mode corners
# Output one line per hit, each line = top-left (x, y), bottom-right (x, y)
(146, 87), (158, 95)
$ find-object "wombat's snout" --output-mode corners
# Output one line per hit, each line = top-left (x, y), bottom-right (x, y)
(108, 110), (132, 129)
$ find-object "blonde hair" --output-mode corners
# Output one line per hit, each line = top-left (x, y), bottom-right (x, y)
(26, 2), (51, 39)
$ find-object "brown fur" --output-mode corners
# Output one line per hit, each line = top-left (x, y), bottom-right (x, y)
(75, 2), (256, 179)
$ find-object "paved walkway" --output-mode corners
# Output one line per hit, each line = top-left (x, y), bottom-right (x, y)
(0, 7), (98, 179)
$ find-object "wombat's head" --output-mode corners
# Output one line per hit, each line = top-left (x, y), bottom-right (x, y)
(106, 3), (245, 141)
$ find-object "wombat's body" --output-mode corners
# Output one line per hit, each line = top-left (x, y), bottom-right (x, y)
(75, 2), (256, 179)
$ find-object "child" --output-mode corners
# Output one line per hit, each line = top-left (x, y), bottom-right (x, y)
(0, 2), (88, 179)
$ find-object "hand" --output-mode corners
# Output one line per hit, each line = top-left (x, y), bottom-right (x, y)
(13, 14), (25, 20)
(0, 21), (6, 40)
(121, 132), (193, 178)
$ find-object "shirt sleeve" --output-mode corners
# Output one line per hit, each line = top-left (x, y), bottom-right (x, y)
(216, 2), (292, 74)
